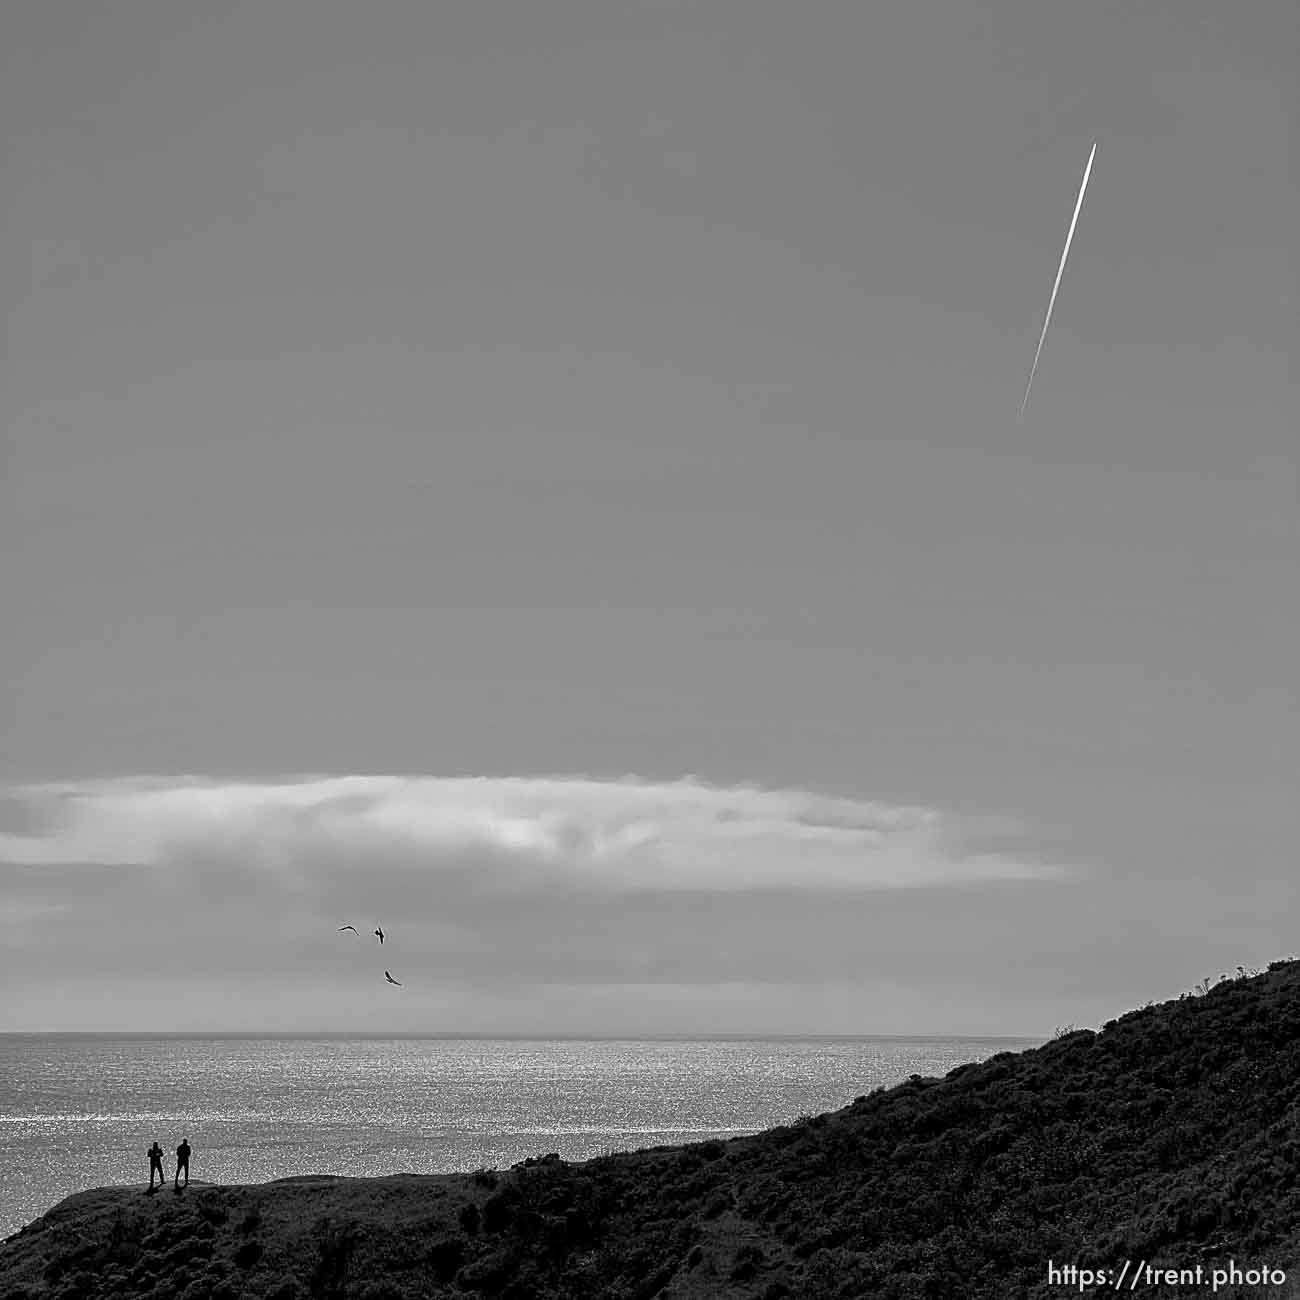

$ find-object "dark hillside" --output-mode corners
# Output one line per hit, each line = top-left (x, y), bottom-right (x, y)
(4, 961), (1300, 1299)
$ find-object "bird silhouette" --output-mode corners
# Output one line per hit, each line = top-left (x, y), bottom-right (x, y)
(338, 925), (358, 934)
(384, 970), (402, 987)
(374, 926), (385, 945)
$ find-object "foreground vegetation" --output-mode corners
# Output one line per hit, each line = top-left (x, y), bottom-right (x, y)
(4, 962), (1300, 1298)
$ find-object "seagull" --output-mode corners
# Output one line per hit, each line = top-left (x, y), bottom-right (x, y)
(384, 970), (402, 987)
(338, 925), (358, 934)
(373, 926), (385, 945)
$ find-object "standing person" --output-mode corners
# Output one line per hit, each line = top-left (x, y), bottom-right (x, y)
(174, 1136), (191, 1189)
(147, 1141), (166, 1190)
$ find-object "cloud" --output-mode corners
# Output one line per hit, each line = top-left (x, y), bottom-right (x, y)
(0, 774), (1065, 894)
(0, 776), (1085, 1029)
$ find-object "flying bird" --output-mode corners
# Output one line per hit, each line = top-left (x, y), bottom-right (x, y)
(384, 970), (402, 986)
(338, 925), (358, 934)
(1019, 140), (1097, 419)
(374, 926), (385, 945)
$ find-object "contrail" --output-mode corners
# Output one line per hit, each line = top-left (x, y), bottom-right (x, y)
(1019, 140), (1097, 420)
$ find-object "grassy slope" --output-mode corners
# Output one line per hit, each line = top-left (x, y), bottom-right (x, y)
(3, 961), (1300, 1300)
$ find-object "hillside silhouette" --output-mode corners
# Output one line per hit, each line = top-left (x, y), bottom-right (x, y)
(3, 961), (1300, 1299)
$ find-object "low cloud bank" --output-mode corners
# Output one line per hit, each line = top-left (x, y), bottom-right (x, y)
(0, 774), (1064, 893)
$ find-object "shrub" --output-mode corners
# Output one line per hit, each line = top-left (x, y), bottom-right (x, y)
(703, 1193), (730, 1220)
(730, 1241), (765, 1281)
(425, 1237), (464, 1283)
(483, 1188), (520, 1234)
(310, 1218), (358, 1299)
(455, 1247), (519, 1292)
(357, 1284), (412, 1300)
(233, 1239), (263, 1268)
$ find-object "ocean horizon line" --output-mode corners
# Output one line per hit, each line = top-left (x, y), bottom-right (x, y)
(0, 1030), (1041, 1043)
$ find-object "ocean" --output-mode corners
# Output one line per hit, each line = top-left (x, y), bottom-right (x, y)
(0, 1033), (1036, 1240)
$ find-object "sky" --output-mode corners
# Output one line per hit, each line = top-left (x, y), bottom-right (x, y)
(1, 0), (1295, 1035)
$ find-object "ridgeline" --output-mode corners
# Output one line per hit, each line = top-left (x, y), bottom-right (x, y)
(4, 962), (1300, 1299)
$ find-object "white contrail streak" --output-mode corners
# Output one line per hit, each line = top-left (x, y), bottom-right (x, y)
(1019, 140), (1097, 420)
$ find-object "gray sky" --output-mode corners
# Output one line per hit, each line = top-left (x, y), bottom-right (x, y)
(2, 0), (1295, 1034)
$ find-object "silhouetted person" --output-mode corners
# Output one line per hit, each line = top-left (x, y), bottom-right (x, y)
(175, 1137), (191, 1189)
(147, 1141), (166, 1190)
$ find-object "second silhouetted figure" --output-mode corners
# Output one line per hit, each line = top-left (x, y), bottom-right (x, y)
(147, 1141), (165, 1191)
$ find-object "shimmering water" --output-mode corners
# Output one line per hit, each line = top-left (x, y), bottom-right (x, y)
(0, 1034), (1035, 1239)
